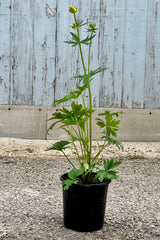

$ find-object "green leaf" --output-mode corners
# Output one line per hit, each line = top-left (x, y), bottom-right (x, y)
(98, 111), (123, 117)
(102, 136), (123, 150)
(96, 159), (122, 182)
(54, 91), (78, 105)
(104, 159), (114, 170)
(96, 169), (118, 181)
(68, 169), (83, 180)
(64, 32), (79, 47)
(80, 34), (96, 45)
(54, 83), (89, 105)
(97, 111), (122, 138)
(64, 33), (95, 47)
(96, 170), (108, 182)
(63, 179), (78, 190)
(103, 159), (108, 170)
(87, 24), (97, 33)
(112, 161), (122, 169)
(89, 67), (108, 76)
(47, 119), (61, 132)
(72, 67), (108, 86)
(48, 104), (91, 130)
(62, 169), (84, 190)
(70, 32), (79, 42)
(105, 172), (118, 180)
(47, 108), (74, 131)
(96, 118), (105, 128)
(108, 170), (119, 175)
(62, 128), (79, 141)
(103, 159), (122, 170)
(45, 141), (71, 152)
(71, 21), (87, 29)
(64, 40), (79, 47)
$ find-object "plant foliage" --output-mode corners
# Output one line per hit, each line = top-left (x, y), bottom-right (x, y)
(47, 6), (123, 189)
(62, 169), (83, 190)
(96, 159), (122, 182)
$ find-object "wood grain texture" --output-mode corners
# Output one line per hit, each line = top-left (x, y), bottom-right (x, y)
(0, 0), (160, 109)
(32, 0), (56, 105)
(144, 0), (160, 108)
(0, 0), (10, 104)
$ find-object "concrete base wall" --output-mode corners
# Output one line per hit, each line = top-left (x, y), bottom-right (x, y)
(0, 105), (160, 141)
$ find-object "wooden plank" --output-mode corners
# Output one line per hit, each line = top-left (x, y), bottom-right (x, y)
(0, 0), (10, 104)
(88, 0), (103, 107)
(54, 0), (115, 108)
(0, 0), (160, 109)
(98, 0), (126, 108)
(55, 0), (108, 107)
(54, 0), (81, 107)
(131, 0), (147, 109)
(75, 0), (101, 107)
(32, 0), (56, 105)
(98, 0), (117, 108)
(107, 0), (126, 108)
(121, 0), (147, 108)
(144, 0), (160, 108)
(10, 0), (34, 105)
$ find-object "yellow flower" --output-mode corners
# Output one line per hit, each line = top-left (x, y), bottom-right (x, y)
(69, 6), (77, 14)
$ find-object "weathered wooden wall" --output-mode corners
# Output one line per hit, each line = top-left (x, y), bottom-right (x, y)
(0, 0), (160, 108)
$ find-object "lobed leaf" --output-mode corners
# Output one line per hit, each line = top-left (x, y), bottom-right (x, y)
(62, 128), (80, 141)
(68, 169), (83, 180)
(54, 91), (78, 105)
(80, 34), (96, 45)
(103, 159), (113, 170)
(72, 67), (108, 85)
(96, 159), (122, 182)
(96, 170), (108, 182)
(71, 21), (87, 29)
(64, 32), (79, 47)
(96, 118), (105, 128)
(105, 172), (118, 179)
(103, 159), (122, 171)
(63, 179), (78, 190)
(45, 141), (71, 152)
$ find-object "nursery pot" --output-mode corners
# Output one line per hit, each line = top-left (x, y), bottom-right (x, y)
(60, 173), (111, 232)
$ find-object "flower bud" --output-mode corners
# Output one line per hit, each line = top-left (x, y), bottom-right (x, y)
(89, 24), (96, 28)
(69, 6), (77, 14)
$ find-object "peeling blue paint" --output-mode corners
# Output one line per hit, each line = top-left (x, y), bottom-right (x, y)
(0, 0), (160, 109)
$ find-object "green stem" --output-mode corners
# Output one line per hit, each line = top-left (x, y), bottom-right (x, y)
(88, 84), (92, 163)
(72, 140), (81, 164)
(96, 127), (105, 151)
(91, 142), (108, 164)
(62, 150), (76, 169)
(77, 127), (85, 158)
(70, 127), (82, 167)
(88, 34), (93, 163)
(88, 34), (92, 73)
(72, 126), (87, 166)
(74, 14), (86, 108)
(74, 13), (86, 75)
(70, 139), (80, 166)
(73, 13), (90, 164)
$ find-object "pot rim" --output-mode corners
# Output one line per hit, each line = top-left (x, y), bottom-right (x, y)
(60, 172), (111, 188)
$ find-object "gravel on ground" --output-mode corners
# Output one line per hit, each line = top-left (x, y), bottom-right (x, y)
(0, 138), (160, 240)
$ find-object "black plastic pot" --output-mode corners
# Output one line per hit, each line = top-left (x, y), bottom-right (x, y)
(60, 173), (111, 232)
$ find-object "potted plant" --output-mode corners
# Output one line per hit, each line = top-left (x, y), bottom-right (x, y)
(46, 6), (123, 232)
